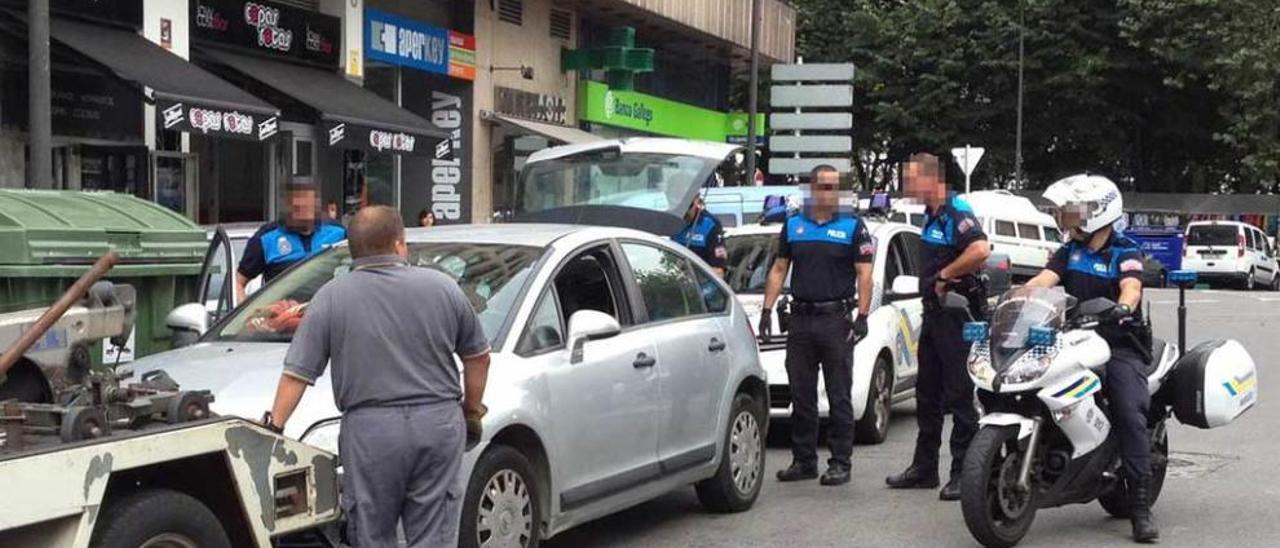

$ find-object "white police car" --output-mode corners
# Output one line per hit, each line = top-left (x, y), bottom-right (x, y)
(723, 216), (925, 443)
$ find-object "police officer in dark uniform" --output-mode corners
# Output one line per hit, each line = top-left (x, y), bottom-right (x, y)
(1026, 174), (1158, 543)
(887, 153), (990, 500)
(672, 194), (727, 277)
(761, 165), (874, 486)
(237, 178), (347, 302)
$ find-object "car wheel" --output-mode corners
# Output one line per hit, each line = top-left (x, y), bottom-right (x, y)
(1243, 270), (1256, 291)
(854, 356), (893, 444)
(1271, 272), (1280, 291)
(696, 391), (765, 513)
(461, 445), (542, 548)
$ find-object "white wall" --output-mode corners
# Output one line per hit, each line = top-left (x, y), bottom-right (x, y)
(142, 0), (191, 154)
(319, 0), (364, 81)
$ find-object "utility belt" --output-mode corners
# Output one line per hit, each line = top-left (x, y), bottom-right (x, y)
(790, 297), (856, 316)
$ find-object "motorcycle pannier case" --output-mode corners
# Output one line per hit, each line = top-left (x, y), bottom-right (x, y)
(1169, 339), (1258, 428)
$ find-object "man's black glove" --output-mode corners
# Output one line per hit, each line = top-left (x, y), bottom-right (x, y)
(1106, 303), (1135, 325)
(464, 404), (487, 452)
(850, 315), (868, 343)
(758, 309), (773, 341)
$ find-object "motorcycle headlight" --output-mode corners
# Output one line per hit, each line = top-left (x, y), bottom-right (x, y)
(1001, 353), (1054, 385)
(967, 345), (995, 386)
(300, 418), (341, 455)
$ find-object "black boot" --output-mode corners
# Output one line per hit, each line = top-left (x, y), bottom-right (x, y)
(1130, 477), (1159, 543)
(776, 461), (818, 482)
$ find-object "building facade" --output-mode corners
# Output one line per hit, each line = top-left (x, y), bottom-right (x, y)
(1, 0), (794, 224)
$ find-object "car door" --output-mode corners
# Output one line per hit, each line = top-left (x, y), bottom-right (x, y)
(884, 230), (924, 381)
(197, 227), (235, 322)
(530, 244), (662, 510)
(617, 240), (728, 473)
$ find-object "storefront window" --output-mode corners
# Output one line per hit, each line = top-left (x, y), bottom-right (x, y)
(367, 153), (396, 206)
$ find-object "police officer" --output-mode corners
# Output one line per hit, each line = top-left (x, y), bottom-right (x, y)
(1026, 174), (1157, 543)
(237, 178), (347, 302)
(886, 153), (990, 500)
(672, 195), (727, 277)
(761, 165), (874, 486)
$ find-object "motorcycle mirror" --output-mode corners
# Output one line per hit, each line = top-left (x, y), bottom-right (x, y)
(942, 291), (970, 311)
(1076, 297), (1117, 317)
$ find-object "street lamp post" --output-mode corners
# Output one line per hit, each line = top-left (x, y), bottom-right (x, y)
(29, 0), (52, 188)
(744, 0), (761, 186)
(1014, 0), (1025, 189)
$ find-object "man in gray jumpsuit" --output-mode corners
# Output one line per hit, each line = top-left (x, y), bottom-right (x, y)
(264, 206), (492, 547)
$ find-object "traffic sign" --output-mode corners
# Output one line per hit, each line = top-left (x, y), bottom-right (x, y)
(951, 145), (985, 193)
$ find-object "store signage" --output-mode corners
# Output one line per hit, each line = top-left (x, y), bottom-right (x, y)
(157, 99), (278, 141)
(323, 121), (430, 155)
(495, 87), (567, 125)
(1, 67), (142, 143)
(364, 9), (476, 81)
(579, 81), (764, 143)
(191, 0), (340, 67)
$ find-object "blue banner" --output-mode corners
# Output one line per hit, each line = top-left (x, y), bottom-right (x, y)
(365, 9), (450, 76)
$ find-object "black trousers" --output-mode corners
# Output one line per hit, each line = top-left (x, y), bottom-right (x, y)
(1106, 347), (1152, 482)
(912, 309), (979, 479)
(785, 311), (854, 468)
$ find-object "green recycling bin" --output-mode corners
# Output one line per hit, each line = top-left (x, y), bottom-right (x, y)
(0, 189), (208, 365)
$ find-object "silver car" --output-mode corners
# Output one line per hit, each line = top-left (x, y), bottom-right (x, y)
(134, 139), (768, 547)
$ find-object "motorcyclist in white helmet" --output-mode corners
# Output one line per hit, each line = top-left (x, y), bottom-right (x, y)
(1026, 174), (1158, 543)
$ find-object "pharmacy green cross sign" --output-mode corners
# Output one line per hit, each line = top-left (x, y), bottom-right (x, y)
(561, 27), (654, 91)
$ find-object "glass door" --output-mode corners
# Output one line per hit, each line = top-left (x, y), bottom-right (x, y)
(151, 151), (198, 220)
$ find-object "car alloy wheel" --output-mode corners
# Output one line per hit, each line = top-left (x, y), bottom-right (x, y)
(729, 409), (763, 495)
(873, 365), (891, 434)
(478, 469), (534, 548)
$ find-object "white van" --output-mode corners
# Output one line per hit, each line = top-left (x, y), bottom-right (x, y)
(1182, 220), (1279, 290)
(962, 190), (1061, 278)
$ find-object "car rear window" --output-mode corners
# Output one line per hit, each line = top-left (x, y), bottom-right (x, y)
(1187, 225), (1238, 246)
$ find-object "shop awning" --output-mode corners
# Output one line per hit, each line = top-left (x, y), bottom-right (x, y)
(482, 112), (604, 145)
(201, 48), (448, 154)
(47, 17), (281, 140)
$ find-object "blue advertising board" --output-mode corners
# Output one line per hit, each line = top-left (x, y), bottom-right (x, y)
(365, 9), (450, 76)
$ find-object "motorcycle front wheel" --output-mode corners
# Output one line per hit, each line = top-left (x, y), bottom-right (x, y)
(961, 425), (1038, 548)
(1098, 420), (1170, 518)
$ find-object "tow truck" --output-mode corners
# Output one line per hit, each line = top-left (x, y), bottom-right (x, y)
(0, 253), (340, 548)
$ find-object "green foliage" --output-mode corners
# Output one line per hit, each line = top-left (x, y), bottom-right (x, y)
(791, 0), (1280, 192)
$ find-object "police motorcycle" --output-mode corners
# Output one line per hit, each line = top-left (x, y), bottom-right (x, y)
(947, 271), (1258, 547)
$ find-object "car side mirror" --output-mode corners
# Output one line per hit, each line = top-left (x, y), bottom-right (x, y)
(567, 310), (622, 364)
(166, 303), (210, 347)
(888, 275), (920, 302)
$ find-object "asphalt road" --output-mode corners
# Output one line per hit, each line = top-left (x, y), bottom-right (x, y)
(546, 288), (1278, 547)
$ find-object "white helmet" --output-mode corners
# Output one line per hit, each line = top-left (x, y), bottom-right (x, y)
(1042, 174), (1123, 235)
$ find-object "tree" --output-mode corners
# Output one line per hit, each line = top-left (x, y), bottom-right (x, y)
(789, 0), (1275, 192)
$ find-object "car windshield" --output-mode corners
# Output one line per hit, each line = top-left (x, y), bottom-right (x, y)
(988, 286), (1075, 371)
(724, 232), (787, 293)
(1187, 225), (1238, 246)
(516, 150), (724, 218)
(210, 242), (543, 344)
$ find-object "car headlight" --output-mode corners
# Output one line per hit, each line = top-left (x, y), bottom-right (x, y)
(300, 418), (341, 455)
(1001, 354), (1053, 385)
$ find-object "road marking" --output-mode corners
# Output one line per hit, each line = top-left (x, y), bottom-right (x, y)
(1151, 299), (1219, 304)
(1254, 297), (1280, 302)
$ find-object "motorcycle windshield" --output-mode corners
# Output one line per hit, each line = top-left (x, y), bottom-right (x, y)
(988, 286), (1075, 372)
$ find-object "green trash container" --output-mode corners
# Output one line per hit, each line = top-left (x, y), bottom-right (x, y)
(0, 189), (209, 365)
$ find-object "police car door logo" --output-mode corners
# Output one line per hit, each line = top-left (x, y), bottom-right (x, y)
(276, 236), (293, 256)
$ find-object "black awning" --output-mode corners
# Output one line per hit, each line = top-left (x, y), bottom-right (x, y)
(200, 48), (448, 154)
(48, 17), (281, 141)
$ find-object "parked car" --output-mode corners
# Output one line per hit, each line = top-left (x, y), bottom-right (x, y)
(140, 138), (768, 548)
(963, 190), (1061, 279)
(1182, 220), (1279, 290)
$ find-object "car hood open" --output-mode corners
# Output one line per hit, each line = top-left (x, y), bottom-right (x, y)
(508, 138), (744, 236)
